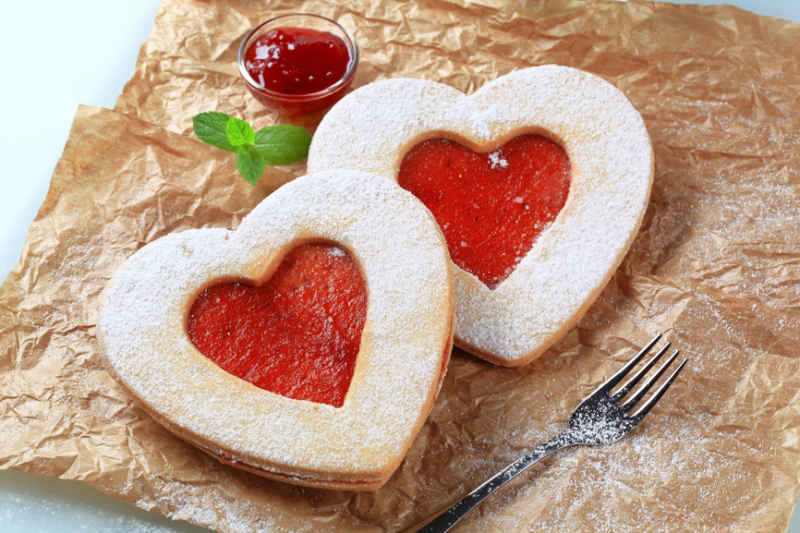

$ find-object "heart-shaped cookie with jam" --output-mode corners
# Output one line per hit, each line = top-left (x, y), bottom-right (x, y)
(308, 65), (654, 367)
(98, 171), (454, 491)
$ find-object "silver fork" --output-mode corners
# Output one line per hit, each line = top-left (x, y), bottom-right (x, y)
(407, 334), (688, 533)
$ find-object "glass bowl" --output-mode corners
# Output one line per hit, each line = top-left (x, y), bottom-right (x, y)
(237, 14), (359, 116)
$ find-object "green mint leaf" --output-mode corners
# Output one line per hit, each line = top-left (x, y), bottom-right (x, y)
(236, 145), (267, 185)
(253, 125), (312, 165)
(194, 112), (313, 185)
(193, 111), (237, 152)
(225, 116), (255, 146)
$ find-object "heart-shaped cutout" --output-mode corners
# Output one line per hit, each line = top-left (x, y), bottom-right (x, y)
(398, 134), (570, 289)
(308, 65), (653, 367)
(187, 243), (367, 408)
(99, 171), (454, 490)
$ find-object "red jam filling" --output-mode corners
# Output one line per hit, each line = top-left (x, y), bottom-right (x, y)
(187, 244), (366, 408)
(244, 27), (351, 95)
(398, 134), (571, 289)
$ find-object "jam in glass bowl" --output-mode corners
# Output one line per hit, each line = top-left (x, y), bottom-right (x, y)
(238, 14), (359, 116)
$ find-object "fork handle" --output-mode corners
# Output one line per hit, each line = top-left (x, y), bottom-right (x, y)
(408, 433), (578, 533)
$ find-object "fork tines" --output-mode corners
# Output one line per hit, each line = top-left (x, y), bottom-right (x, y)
(603, 334), (688, 419)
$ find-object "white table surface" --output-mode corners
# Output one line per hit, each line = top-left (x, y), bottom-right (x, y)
(1, 1), (799, 532)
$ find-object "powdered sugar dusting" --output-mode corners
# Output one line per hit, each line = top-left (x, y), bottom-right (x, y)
(309, 65), (654, 366)
(98, 170), (454, 488)
(488, 150), (508, 169)
(456, 412), (764, 532)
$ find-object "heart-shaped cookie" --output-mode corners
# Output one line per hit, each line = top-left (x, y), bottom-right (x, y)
(308, 65), (654, 367)
(98, 170), (454, 490)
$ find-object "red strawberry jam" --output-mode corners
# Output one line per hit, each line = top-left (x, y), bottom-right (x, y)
(244, 27), (350, 95)
(187, 244), (366, 408)
(398, 134), (571, 289)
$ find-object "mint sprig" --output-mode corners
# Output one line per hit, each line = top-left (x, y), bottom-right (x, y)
(192, 112), (311, 185)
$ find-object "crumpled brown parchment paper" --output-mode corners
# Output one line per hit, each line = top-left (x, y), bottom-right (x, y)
(2, 0), (800, 532)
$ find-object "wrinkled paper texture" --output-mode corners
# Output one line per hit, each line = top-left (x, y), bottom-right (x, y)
(3, 0), (800, 532)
